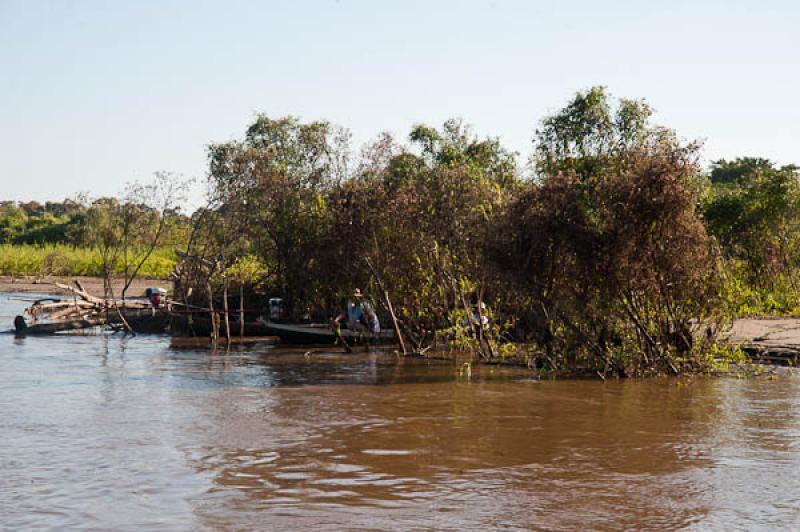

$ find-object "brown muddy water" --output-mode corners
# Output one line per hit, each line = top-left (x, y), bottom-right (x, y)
(1, 295), (800, 530)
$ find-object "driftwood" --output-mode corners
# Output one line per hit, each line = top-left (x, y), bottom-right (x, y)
(9, 297), (60, 304)
(28, 283), (148, 314)
(34, 300), (95, 312)
(52, 282), (105, 305)
(27, 300), (96, 321)
(48, 305), (94, 321)
(16, 279), (164, 335)
(15, 315), (105, 335)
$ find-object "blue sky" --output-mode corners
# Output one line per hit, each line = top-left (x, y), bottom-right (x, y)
(1, 0), (798, 208)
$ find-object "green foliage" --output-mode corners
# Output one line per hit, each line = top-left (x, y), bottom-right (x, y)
(0, 204), (28, 243)
(534, 85), (674, 179)
(410, 119), (517, 187)
(192, 114), (519, 347)
(223, 254), (268, 288)
(183, 97), (742, 376)
(0, 180), (186, 284)
(0, 199), (88, 245)
(494, 87), (722, 376)
(205, 115), (345, 311)
(702, 158), (800, 286)
(705, 343), (750, 373)
(717, 260), (800, 316)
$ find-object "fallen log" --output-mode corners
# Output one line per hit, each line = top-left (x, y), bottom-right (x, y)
(14, 315), (105, 335)
(32, 300), (95, 312)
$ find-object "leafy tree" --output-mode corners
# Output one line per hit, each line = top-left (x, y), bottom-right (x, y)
(15, 212), (70, 244)
(0, 205), (27, 243)
(176, 93), (758, 374)
(18, 201), (44, 217)
(410, 118), (518, 187)
(702, 157), (800, 284)
(206, 115), (349, 312)
(117, 172), (190, 299)
(493, 88), (718, 375)
(83, 197), (124, 297)
(534, 85), (674, 179)
(78, 174), (190, 300)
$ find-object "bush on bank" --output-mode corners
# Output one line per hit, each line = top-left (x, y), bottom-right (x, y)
(172, 87), (739, 377)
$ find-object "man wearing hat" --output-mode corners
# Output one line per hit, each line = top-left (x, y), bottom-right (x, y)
(335, 288), (380, 334)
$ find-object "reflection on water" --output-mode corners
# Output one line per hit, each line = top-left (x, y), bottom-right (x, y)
(1, 294), (799, 530)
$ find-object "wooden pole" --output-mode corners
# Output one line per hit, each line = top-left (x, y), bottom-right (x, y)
(223, 277), (231, 345)
(239, 284), (245, 340)
(364, 257), (408, 355)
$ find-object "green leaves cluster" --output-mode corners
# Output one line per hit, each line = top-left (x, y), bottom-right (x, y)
(702, 157), (800, 285)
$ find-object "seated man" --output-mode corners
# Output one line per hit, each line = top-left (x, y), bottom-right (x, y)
(335, 288), (380, 334)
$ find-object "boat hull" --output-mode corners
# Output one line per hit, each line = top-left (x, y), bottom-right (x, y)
(263, 321), (395, 345)
(171, 315), (272, 337)
(115, 308), (171, 334)
(171, 315), (395, 345)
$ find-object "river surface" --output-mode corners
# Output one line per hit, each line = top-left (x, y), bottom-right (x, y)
(1, 294), (800, 530)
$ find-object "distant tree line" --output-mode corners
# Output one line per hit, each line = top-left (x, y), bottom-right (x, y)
(2, 174), (191, 299)
(0, 199), (88, 244)
(0, 194), (190, 249)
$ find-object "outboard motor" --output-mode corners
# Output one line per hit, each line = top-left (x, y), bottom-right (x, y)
(145, 287), (168, 308)
(268, 298), (287, 321)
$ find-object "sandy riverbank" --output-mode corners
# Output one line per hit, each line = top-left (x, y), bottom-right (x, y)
(0, 275), (172, 298)
(725, 318), (800, 348)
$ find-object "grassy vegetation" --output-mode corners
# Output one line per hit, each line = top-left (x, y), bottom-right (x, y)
(0, 244), (175, 279)
(720, 271), (800, 317)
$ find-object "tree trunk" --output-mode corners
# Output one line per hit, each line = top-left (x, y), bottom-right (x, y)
(206, 281), (217, 342)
